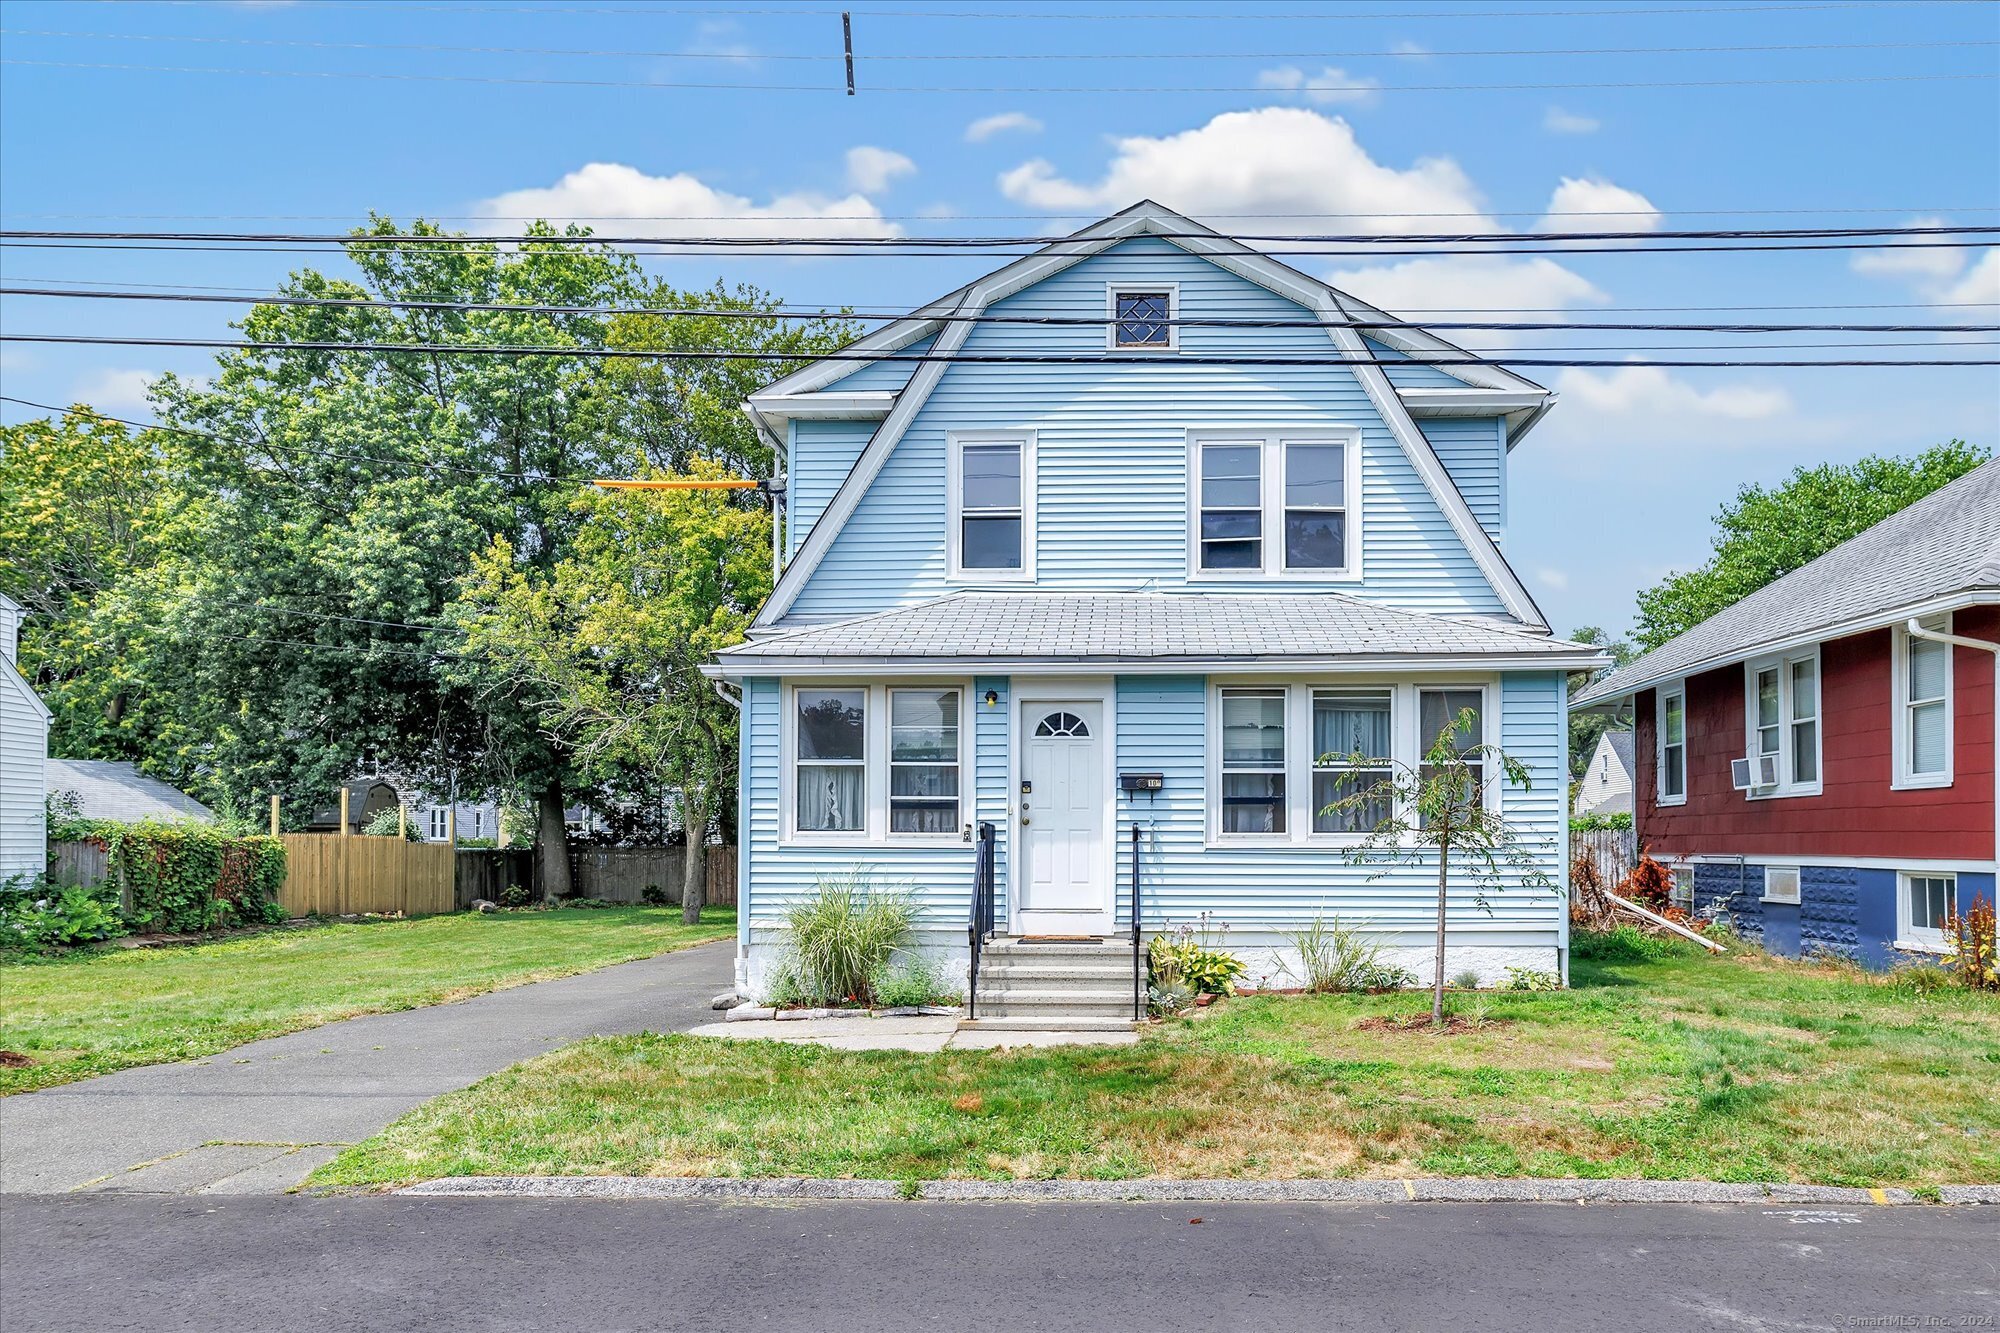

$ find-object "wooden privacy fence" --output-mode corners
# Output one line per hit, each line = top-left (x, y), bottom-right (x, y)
(455, 846), (738, 909)
(47, 840), (112, 893)
(278, 834), (454, 918)
(1570, 826), (1637, 890)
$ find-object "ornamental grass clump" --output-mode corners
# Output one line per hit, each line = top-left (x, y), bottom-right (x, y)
(783, 870), (917, 1006)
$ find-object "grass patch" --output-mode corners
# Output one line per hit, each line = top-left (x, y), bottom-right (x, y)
(314, 942), (2000, 1190)
(0, 906), (734, 1094)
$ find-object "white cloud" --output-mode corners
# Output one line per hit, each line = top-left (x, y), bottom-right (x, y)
(844, 146), (916, 194)
(1555, 365), (1792, 422)
(72, 369), (159, 417)
(684, 19), (757, 65)
(1941, 249), (2000, 306)
(476, 161), (902, 240)
(1390, 40), (1430, 58)
(1851, 218), (1968, 282)
(998, 108), (1494, 234)
(1256, 65), (1382, 107)
(1534, 567), (1570, 591)
(1327, 255), (1607, 332)
(964, 111), (1043, 143)
(1542, 106), (1600, 135)
(1539, 177), (1662, 235)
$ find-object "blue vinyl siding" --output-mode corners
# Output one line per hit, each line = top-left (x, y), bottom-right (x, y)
(789, 238), (1507, 621)
(1692, 864), (1995, 969)
(787, 419), (875, 562)
(1419, 417), (1506, 540)
(1365, 337), (1479, 390)
(814, 334), (934, 393)
(1110, 672), (1566, 936)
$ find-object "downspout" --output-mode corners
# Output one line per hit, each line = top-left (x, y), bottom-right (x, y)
(712, 677), (750, 991)
(1907, 617), (2000, 872)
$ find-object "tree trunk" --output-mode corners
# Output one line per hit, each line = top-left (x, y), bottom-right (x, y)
(535, 783), (571, 904)
(1433, 835), (1451, 1026)
(680, 790), (707, 926)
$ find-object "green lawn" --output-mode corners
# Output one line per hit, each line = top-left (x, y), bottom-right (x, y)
(0, 906), (735, 1094)
(314, 939), (2000, 1190)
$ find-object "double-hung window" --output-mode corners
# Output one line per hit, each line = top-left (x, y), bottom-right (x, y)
(1893, 617), (1953, 788)
(888, 688), (960, 834)
(1657, 682), (1687, 805)
(428, 808), (448, 841)
(1744, 648), (1821, 797)
(1898, 871), (1956, 951)
(795, 687), (867, 833)
(1418, 688), (1486, 828)
(1193, 432), (1358, 578)
(949, 434), (1032, 579)
(1312, 689), (1393, 833)
(1219, 688), (1287, 834)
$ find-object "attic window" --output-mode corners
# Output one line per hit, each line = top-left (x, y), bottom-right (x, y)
(1109, 286), (1176, 350)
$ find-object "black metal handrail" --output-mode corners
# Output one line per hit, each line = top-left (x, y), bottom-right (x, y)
(1131, 823), (1144, 1021)
(968, 821), (996, 1020)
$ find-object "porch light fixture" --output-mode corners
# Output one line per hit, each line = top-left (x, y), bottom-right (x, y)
(984, 689), (999, 708)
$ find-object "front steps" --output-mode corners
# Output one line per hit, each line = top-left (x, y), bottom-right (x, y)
(967, 937), (1142, 1028)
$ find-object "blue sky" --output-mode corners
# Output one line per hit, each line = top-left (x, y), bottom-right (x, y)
(2, 0), (1995, 637)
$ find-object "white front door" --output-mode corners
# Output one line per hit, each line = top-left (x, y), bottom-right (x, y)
(1018, 700), (1108, 935)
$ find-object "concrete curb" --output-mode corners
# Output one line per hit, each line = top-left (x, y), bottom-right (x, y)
(398, 1176), (1987, 1205)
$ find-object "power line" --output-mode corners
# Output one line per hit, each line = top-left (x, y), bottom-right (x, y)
(7, 332), (1995, 368)
(6, 273), (1991, 313)
(12, 26), (1995, 61)
(8, 206), (1996, 223)
(7, 56), (1993, 94)
(7, 283), (1995, 335)
(103, 0), (1983, 19)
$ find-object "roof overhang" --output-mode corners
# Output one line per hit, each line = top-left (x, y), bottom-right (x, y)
(1570, 588), (1999, 711)
(708, 649), (1612, 678)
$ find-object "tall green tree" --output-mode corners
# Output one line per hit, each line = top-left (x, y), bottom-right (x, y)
(456, 462), (772, 921)
(1634, 441), (1989, 650)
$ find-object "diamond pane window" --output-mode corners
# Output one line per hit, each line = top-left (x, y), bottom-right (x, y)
(1113, 291), (1172, 347)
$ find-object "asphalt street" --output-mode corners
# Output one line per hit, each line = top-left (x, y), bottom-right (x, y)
(1, 1194), (1992, 1332)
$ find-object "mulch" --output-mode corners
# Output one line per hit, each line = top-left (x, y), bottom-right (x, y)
(1355, 1014), (1508, 1035)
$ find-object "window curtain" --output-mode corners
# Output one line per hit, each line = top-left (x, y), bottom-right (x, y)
(798, 765), (864, 832)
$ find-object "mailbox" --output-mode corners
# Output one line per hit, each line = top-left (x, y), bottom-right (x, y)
(1118, 772), (1165, 794)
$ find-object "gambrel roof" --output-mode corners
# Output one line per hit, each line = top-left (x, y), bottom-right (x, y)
(1574, 458), (2000, 708)
(746, 200), (1554, 632)
(714, 592), (1607, 675)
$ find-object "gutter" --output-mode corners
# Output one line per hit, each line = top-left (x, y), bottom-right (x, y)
(1907, 616), (2000, 865)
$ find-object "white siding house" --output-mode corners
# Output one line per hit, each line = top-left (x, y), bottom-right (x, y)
(1573, 731), (1635, 818)
(0, 594), (52, 883)
(710, 203), (1607, 1007)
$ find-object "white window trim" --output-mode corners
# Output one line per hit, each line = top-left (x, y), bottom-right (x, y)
(946, 430), (1036, 583)
(1668, 863), (1695, 913)
(1891, 615), (1954, 790)
(1761, 864), (1801, 905)
(1105, 282), (1179, 352)
(1895, 869), (1957, 954)
(1186, 429), (1364, 583)
(781, 681), (972, 847)
(1204, 677), (1496, 848)
(1743, 645), (1823, 799)
(1656, 680), (1688, 807)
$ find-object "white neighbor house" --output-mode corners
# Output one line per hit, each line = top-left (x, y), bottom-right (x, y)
(708, 202), (1610, 1009)
(0, 594), (53, 882)
(1573, 731), (1635, 818)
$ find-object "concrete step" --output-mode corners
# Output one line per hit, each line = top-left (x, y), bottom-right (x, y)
(975, 961), (1136, 983)
(975, 998), (1139, 1021)
(981, 940), (1133, 959)
(958, 1016), (1139, 1033)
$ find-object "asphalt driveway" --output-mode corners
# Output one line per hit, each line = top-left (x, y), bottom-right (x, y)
(0, 940), (733, 1195)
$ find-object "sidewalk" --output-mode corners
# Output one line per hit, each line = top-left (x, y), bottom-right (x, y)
(0, 941), (733, 1195)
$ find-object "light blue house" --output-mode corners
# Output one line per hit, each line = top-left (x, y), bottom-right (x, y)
(711, 202), (1606, 1013)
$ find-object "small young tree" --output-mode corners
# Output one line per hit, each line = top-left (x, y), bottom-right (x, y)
(1320, 709), (1554, 1025)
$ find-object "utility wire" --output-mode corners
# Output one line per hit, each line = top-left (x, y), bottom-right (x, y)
(7, 333), (1995, 368)
(6, 284), (1995, 335)
(8, 206), (1995, 222)
(7, 56), (1993, 94)
(11, 27), (1995, 60)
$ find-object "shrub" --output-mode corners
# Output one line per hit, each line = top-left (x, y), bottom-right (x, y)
(1281, 914), (1387, 993)
(782, 870), (917, 1006)
(1572, 924), (1678, 963)
(1572, 811), (1633, 832)
(1450, 968), (1483, 991)
(1886, 961), (1957, 999)
(1619, 855), (1675, 912)
(49, 819), (286, 933)
(870, 957), (960, 1008)
(1504, 966), (1563, 992)
(360, 807), (423, 841)
(0, 876), (126, 952)
(1943, 902), (1998, 991)
(497, 884), (531, 909)
(641, 885), (670, 907)
(1356, 962), (1418, 992)
(1149, 929), (1246, 997)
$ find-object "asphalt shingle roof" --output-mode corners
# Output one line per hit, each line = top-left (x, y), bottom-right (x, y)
(717, 592), (1602, 668)
(1574, 458), (2000, 707)
(45, 759), (215, 825)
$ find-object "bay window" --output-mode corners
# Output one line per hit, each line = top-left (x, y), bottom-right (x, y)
(1893, 617), (1953, 787)
(1744, 647), (1822, 798)
(1219, 688), (1286, 834)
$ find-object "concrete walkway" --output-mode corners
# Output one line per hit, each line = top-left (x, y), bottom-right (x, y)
(685, 1014), (1140, 1050)
(0, 941), (733, 1196)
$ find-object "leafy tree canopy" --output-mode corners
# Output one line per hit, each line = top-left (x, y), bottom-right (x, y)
(1633, 440), (1990, 651)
